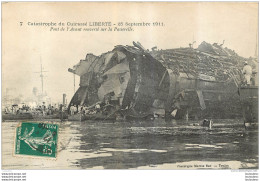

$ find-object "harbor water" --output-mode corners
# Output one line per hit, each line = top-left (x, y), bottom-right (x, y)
(2, 119), (258, 169)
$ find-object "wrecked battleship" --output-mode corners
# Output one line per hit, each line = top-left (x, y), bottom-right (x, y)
(68, 41), (258, 122)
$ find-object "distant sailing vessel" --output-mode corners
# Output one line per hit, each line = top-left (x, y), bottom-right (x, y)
(33, 57), (52, 106)
(2, 59), (60, 121)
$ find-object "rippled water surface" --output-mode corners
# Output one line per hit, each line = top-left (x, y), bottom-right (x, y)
(2, 119), (258, 169)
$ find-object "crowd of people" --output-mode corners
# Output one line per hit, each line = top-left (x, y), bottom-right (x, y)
(69, 101), (115, 116)
(3, 101), (115, 118)
(69, 103), (101, 116)
(3, 103), (68, 116)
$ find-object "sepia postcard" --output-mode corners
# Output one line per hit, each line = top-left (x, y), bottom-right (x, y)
(1, 2), (258, 172)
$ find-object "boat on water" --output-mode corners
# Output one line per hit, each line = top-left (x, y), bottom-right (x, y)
(2, 112), (68, 121)
(68, 113), (84, 121)
(68, 112), (117, 121)
(2, 112), (33, 121)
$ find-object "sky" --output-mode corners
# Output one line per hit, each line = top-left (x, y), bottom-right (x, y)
(2, 2), (258, 103)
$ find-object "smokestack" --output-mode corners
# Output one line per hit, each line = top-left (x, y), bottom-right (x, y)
(63, 94), (66, 106)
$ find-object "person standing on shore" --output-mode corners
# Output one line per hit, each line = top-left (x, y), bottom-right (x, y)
(70, 104), (75, 115)
(243, 61), (252, 86)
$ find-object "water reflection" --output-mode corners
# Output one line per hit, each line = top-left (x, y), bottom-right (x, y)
(2, 119), (258, 169)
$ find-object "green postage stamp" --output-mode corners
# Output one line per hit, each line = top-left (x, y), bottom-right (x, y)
(15, 122), (58, 158)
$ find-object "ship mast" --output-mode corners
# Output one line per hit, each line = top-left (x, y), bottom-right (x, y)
(255, 32), (258, 59)
(73, 73), (75, 93)
(34, 57), (48, 94)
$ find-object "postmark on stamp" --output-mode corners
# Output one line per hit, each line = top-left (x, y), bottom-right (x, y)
(14, 122), (58, 158)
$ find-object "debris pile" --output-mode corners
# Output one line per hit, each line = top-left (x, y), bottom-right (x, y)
(68, 42), (168, 119)
(151, 41), (247, 83)
(68, 41), (256, 120)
